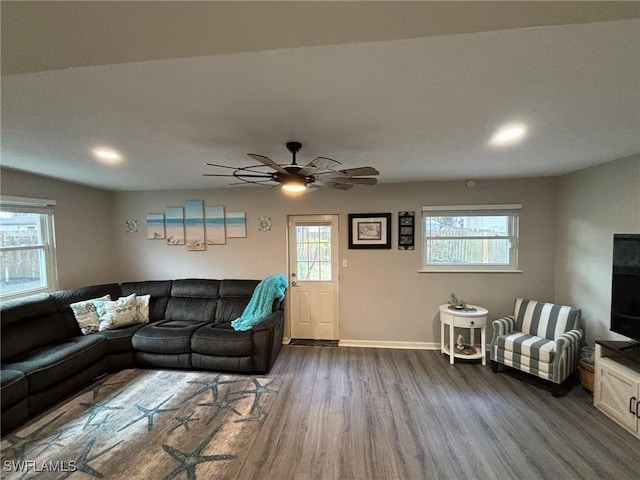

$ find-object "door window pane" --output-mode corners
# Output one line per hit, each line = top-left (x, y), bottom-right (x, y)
(296, 225), (332, 281)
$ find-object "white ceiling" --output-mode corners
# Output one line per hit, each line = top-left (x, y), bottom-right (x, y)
(1, 1), (639, 192)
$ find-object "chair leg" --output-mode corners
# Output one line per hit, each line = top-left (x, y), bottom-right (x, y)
(490, 360), (499, 373)
(551, 375), (575, 397)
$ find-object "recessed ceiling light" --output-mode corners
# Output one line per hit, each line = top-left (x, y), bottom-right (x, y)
(92, 147), (123, 164)
(489, 125), (527, 146)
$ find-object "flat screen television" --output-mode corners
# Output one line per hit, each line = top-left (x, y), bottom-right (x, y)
(611, 234), (640, 343)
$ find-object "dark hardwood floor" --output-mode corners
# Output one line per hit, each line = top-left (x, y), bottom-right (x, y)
(239, 345), (640, 480)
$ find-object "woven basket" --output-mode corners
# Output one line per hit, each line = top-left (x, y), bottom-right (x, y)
(579, 359), (595, 394)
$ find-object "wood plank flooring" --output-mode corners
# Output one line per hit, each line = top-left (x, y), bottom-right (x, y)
(238, 345), (640, 480)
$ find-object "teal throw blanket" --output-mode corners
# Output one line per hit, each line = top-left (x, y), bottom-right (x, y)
(231, 274), (288, 331)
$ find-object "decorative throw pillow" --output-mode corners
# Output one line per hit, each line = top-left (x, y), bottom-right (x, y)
(70, 295), (112, 335)
(96, 293), (142, 331)
(136, 294), (151, 323)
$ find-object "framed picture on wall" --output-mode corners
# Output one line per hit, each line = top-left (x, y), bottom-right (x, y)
(348, 213), (392, 249)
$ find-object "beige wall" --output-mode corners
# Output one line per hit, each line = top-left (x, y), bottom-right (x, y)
(1, 166), (559, 345)
(5, 156), (637, 347)
(111, 177), (557, 345)
(1, 168), (117, 289)
(554, 154), (640, 345)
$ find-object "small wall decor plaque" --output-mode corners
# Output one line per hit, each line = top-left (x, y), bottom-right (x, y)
(258, 217), (272, 232)
(398, 211), (415, 250)
(125, 219), (138, 233)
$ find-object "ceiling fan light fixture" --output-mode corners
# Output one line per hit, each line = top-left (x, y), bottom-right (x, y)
(281, 178), (307, 193)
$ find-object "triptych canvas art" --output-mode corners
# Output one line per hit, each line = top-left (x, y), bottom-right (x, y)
(146, 200), (246, 251)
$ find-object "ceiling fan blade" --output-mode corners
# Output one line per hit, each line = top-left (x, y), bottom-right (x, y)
(313, 173), (377, 185)
(339, 166), (379, 176)
(247, 154), (289, 175)
(204, 162), (239, 170)
(203, 173), (240, 177)
(204, 173), (272, 178)
(308, 156), (343, 171)
(327, 182), (354, 190)
(341, 177), (378, 185)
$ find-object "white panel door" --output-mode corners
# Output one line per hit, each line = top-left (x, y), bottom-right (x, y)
(288, 215), (339, 340)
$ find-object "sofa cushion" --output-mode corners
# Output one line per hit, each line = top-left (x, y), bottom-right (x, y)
(93, 324), (146, 355)
(513, 298), (581, 340)
(191, 323), (254, 357)
(496, 332), (556, 363)
(51, 283), (123, 336)
(1, 294), (67, 363)
(132, 320), (208, 354)
(96, 294), (145, 331)
(163, 279), (220, 323)
(3, 335), (107, 393)
(136, 294), (151, 322)
(120, 280), (172, 322)
(1, 369), (28, 410)
(70, 294), (112, 334)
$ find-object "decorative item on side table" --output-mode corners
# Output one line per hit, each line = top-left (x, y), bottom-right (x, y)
(448, 293), (477, 312)
(398, 211), (415, 250)
(348, 213), (391, 249)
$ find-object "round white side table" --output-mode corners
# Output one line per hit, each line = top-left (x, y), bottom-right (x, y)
(439, 304), (488, 365)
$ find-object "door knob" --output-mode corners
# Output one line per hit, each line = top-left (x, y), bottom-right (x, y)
(291, 281), (298, 287)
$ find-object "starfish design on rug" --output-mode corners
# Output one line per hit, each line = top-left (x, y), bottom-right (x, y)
(234, 404), (269, 428)
(57, 437), (123, 480)
(198, 391), (249, 425)
(2, 412), (67, 461)
(229, 377), (279, 413)
(89, 380), (127, 400)
(79, 391), (124, 430)
(181, 374), (244, 404)
(161, 426), (236, 480)
(118, 396), (179, 433)
(33, 425), (77, 456)
(170, 410), (200, 433)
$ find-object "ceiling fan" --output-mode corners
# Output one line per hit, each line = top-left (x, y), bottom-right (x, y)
(204, 141), (379, 192)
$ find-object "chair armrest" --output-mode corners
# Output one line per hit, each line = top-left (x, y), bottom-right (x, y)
(490, 315), (516, 347)
(551, 328), (583, 382)
(555, 328), (583, 357)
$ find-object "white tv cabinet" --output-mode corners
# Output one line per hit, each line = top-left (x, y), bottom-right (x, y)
(594, 341), (640, 440)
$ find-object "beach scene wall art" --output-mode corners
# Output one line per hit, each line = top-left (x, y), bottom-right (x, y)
(185, 200), (206, 251)
(146, 201), (245, 251)
(205, 205), (226, 245)
(165, 206), (185, 245)
(226, 212), (247, 238)
(146, 213), (165, 239)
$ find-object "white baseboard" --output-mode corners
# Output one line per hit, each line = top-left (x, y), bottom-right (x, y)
(282, 337), (291, 345)
(338, 339), (439, 350)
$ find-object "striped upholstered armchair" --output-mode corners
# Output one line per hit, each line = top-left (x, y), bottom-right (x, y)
(490, 298), (583, 396)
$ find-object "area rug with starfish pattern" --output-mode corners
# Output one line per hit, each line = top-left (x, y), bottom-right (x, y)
(1, 368), (280, 479)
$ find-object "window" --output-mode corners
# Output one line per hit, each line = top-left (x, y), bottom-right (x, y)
(421, 204), (521, 272)
(0, 196), (58, 299)
(295, 224), (332, 281)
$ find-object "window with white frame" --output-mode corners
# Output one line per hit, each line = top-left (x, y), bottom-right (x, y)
(0, 196), (58, 299)
(421, 204), (521, 272)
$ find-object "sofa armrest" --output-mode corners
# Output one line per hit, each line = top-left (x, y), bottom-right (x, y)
(490, 315), (516, 347)
(251, 309), (284, 373)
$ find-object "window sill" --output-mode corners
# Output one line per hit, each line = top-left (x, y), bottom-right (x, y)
(418, 269), (523, 274)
